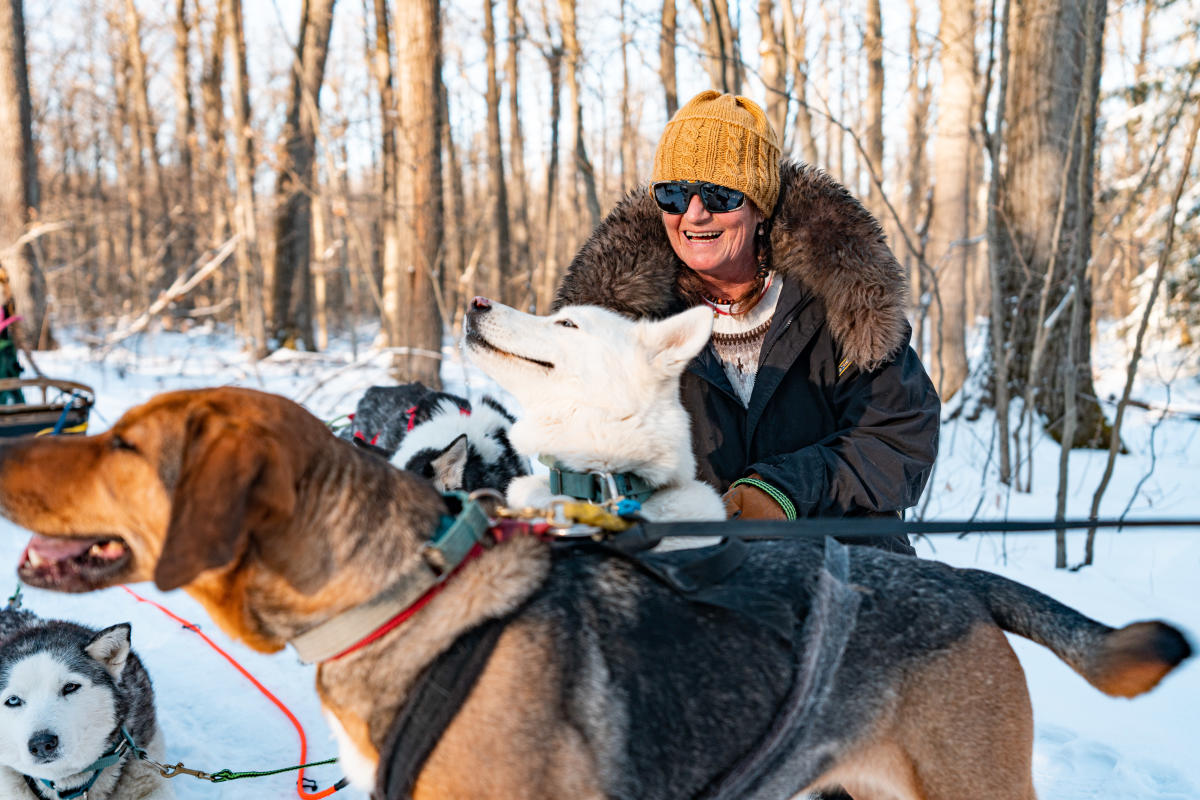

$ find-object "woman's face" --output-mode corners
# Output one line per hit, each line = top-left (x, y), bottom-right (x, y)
(662, 194), (763, 283)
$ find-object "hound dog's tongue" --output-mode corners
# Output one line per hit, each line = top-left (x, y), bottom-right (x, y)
(24, 535), (104, 563)
(20, 534), (130, 590)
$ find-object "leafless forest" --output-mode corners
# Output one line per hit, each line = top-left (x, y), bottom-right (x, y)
(1, 0), (1198, 471)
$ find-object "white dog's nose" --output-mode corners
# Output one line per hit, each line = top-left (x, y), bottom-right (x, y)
(28, 730), (59, 762)
(471, 296), (492, 312)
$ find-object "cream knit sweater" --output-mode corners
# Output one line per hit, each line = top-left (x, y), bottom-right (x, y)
(707, 274), (782, 407)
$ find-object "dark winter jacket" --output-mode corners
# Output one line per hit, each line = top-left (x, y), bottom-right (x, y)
(555, 161), (940, 533)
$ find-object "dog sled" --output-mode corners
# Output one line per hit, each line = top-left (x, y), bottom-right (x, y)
(0, 378), (95, 438)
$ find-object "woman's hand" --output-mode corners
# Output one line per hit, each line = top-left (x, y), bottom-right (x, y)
(722, 474), (794, 520)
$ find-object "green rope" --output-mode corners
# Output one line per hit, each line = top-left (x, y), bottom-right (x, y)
(208, 757), (339, 783)
(5, 583), (21, 609)
(325, 412), (351, 430)
(729, 477), (798, 521)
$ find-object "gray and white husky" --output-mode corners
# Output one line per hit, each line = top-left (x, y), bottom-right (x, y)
(0, 602), (173, 800)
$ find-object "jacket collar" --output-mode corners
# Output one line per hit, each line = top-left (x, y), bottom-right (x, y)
(555, 161), (908, 370)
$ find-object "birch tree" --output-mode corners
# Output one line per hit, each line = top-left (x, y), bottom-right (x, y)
(926, 0), (977, 399)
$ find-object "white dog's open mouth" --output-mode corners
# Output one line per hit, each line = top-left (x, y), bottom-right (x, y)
(464, 329), (555, 371)
(19, 535), (132, 592)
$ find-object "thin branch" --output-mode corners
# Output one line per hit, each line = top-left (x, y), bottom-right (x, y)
(1084, 88), (1200, 557)
(101, 235), (241, 349)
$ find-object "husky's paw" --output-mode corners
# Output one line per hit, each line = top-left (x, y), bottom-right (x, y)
(643, 483), (727, 522)
(505, 476), (561, 511)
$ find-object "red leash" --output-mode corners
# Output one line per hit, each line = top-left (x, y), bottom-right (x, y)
(119, 585), (343, 799)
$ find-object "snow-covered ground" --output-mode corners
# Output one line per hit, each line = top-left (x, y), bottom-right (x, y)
(0, 322), (1195, 799)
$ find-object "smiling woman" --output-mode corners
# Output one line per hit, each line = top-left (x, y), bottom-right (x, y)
(555, 89), (940, 542)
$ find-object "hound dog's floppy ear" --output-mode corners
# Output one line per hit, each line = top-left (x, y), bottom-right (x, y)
(155, 409), (297, 591)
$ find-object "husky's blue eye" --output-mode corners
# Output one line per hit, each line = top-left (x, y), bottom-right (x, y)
(555, 319), (577, 329)
(62, 683), (81, 696)
(3, 696), (20, 707)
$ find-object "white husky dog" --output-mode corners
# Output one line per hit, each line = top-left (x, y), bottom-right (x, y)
(463, 297), (726, 522)
(0, 606), (173, 800)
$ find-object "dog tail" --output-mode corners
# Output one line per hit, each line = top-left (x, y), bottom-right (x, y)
(962, 568), (1192, 697)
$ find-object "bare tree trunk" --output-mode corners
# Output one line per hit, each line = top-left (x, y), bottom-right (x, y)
(691, 0), (743, 94)
(983, 0), (1012, 484)
(990, 0), (1108, 449)
(199, 0), (230, 251)
(558, 0), (601, 228)
(864, 0), (884, 214)
(781, 0), (817, 164)
(758, 0), (787, 143)
(537, 10), (563, 311)
(901, 0), (930, 325)
(440, 80), (466, 326)
(659, 0), (678, 118)
(173, 0), (199, 310)
(619, 0), (639, 193)
(371, 0), (400, 345)
(506, 0), (532, 307)
(108, 32), (142, 308)
(109, 11), (143, 307)
(224, 0), (265, 355)
(270, 0), (336, 350)
(483, 0), (512, 303)
(311, 175), (331, 350)
(925, 0), (976, 400)
(0, 0), (50, 348)
(123, 0), (170, 294)
(394, 0), (443, 387)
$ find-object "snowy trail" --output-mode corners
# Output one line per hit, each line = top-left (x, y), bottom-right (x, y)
(0, 328), (1194, 799)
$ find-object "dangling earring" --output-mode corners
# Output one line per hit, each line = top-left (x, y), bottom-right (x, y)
(755, 223), (769, 278)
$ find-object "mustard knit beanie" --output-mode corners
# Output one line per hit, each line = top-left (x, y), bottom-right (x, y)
(651, 90), (782, 215)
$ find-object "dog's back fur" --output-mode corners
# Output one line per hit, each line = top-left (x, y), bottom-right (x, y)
(507, 539), (1189, 798)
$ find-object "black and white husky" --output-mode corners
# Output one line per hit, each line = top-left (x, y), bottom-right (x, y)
(389, 394), (529, 494)
(0, 601), (173, 800)
(342, 383), (529, 494)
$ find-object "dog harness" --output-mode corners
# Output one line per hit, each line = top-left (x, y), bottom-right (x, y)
(24, 726), (133, 800)
(373, 613), (511, 800)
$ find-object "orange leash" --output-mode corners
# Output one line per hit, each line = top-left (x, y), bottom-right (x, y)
(120, 585), (343, 799)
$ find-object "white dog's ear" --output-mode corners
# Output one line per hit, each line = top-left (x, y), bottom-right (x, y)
(85, 624), (131, 681)
(642, 306), (714, 374)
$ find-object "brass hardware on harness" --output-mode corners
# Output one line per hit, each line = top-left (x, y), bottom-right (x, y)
(485, 498), (633, 537)
(159, 762), (215, 781)
(141, 754), (215, 781)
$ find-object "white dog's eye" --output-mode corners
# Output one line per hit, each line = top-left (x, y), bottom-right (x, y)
(61, 683), (81, 696)
(3, 696), (21, 708)
(555, 319), (578, 329)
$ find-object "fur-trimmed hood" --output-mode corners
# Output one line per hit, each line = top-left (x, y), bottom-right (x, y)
(554, 160), (909, 370)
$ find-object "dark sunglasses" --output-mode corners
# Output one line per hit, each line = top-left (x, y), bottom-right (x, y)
(652, 181), (746, 214)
